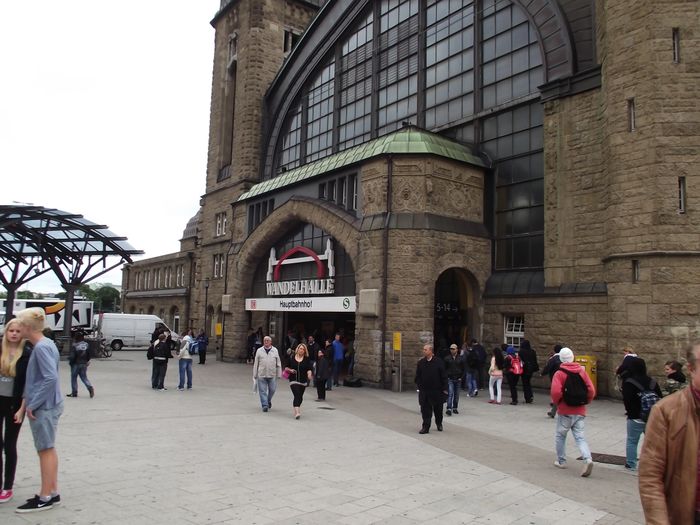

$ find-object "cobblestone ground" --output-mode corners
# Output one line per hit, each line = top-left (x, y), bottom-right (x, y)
(1, 354), (642, 524)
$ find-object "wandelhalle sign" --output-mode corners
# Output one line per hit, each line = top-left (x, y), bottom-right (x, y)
(245, 239), (356, 312)
(264, 240), (335, 296)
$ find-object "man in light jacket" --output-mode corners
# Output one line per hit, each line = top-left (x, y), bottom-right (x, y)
(639, 341), (700, 525)
(253, 336), (282, 412)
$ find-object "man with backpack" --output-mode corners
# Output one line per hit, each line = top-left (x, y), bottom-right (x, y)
(550, 347), (596, 477)
(621, 357), (661, 471)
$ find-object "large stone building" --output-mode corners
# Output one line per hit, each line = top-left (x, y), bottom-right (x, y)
(123, 0), (700, 395)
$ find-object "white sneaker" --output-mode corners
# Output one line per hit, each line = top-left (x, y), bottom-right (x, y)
(553, 460), (566, 469)
(581, 460), (593, 477)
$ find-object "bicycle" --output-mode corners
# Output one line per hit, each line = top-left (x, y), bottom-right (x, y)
(98, 339), (113, 358)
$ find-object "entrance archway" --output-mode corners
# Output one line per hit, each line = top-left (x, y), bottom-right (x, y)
(433, 268), (479, 357)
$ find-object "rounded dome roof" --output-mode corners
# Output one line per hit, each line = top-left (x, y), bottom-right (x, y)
(182, 209), (201, 240)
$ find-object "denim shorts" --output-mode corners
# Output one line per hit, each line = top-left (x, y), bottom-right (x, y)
(29, 402), (64, 451)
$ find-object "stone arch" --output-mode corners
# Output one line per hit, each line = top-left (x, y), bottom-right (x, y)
(233, 197), (361, 299)
(431, 252), (489, 344)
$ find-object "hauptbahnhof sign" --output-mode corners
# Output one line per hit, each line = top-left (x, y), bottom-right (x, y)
(245, 296), (356, 312)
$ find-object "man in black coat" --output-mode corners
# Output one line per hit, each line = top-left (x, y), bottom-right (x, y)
(415, 344), (448, 434)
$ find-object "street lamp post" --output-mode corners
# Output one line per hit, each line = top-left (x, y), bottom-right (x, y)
(203, 278), (210, 335)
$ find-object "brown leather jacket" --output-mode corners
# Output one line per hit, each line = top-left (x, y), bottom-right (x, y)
(639, 387), (699, 525)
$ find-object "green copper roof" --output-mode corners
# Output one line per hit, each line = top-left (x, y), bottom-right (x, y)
(238, 127), (487, 202)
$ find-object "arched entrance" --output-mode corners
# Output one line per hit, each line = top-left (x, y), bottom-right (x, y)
(433, 268), (479, 357)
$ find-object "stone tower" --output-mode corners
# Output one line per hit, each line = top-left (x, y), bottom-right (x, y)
(193, 0), (322, 342)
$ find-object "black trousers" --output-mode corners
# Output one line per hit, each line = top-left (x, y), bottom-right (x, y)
(290, 383), (307, 407)
(0, 397), (23, 490)
(419, 390), (443, 430)
(506, 373), (520, 403)
(199, 349), (206, 364)
(316, 380), (326, 400)
(522, 373), (534, 402)
(153, 360), (168, 389)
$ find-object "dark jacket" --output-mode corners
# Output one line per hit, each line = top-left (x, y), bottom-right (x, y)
(541, 354), (561, 380)
(443, 353), (465, 380)
(415, 356), (448, 392)
(153, 341), (172, 360)
(69, 341), (91, 366)
(623, 375), (663, 420)
(518, 345), (539, 375)
(10, 343), (32, 409)
(315, 356), (331, 381)
(471, 343), (486, 364)
(307, 341), (321, 361)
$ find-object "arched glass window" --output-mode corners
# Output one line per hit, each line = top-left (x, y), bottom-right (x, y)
(272, 0), (546, 270)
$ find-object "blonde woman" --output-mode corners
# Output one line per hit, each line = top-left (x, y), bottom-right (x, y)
(284, 343), (314, 419)
(0, 319), (32, 503)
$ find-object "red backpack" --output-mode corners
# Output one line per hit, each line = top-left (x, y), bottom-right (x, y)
(508, 355), (523, 375)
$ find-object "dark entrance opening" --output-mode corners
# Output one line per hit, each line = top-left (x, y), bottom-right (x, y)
(433, 268), (476, 358)
(281, 312), (356, 382)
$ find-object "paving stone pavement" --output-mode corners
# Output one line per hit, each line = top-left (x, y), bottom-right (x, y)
(0, 354), (643, 524)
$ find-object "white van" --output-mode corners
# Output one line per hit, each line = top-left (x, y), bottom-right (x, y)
(95, 313), (179, 351)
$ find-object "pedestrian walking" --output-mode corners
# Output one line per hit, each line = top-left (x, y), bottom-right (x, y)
(196, 329), (209, 365)
(518, 339), (539, 404)
(323, 339), (334, 390)
(331, 333), (345, 386)
(14, 308), (63, 513)
(415, 344), (448, 434)
(314, 349), (331, 401)
(66, 332), (94, 398)
(177, 330), (194, 391)
(639, 341), (700, 524)
(284, 343), (314, 419)
(444, 344), (464, 415)
(470, 339), (487, 390)
(550, 347), (595, 477)
(253, 336), (282, 412)
(152, 333), (173, 391)
(503, 346), (523, 405)
(621, 357), (661, 471)
(0, 319), (31, 504)
(541, 344), (563, 417)
(464, 343), (480, 397)
(488, 346), (504, 404)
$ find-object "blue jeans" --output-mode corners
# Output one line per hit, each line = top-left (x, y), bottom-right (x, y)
(178, 358), (193, 389)
(257, 377), (277, 409)
(555, 414), (591, 464)
(332, 359), (343, 385)
(626, 419), (646, 469)
(447, 378), (461, 409)
(70, 364), (92, 395)
(465, 369), (478, 394)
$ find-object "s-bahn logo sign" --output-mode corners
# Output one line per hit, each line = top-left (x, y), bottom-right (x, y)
(265, 239), (335, 296)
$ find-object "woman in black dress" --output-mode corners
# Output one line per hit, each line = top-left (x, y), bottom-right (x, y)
(284, 343), (314, 419)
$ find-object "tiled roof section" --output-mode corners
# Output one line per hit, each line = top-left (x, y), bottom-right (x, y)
(238, 127), (486, 202)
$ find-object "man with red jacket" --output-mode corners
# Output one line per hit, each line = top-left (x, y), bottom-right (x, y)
(550, 347), (596, 477)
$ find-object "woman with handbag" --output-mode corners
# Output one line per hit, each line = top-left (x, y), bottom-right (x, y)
(284, 343), (314, 419)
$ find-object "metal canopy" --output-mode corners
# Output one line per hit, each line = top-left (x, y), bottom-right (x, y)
(0, 205), (144, 322)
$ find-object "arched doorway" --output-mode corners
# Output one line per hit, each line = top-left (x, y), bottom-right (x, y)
(433, 268), (478, 358)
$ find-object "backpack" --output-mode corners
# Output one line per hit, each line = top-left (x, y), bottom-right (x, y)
(188, 340), (199, 355)
(508, 355), (523, 375)
(560, 369), (589, 406)
(626, 378), (660, 422)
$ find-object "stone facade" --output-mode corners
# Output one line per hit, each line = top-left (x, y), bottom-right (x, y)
(125, 0), (700, 397)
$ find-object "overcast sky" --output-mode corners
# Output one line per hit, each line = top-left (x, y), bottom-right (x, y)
(1, 1), (220, 294)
